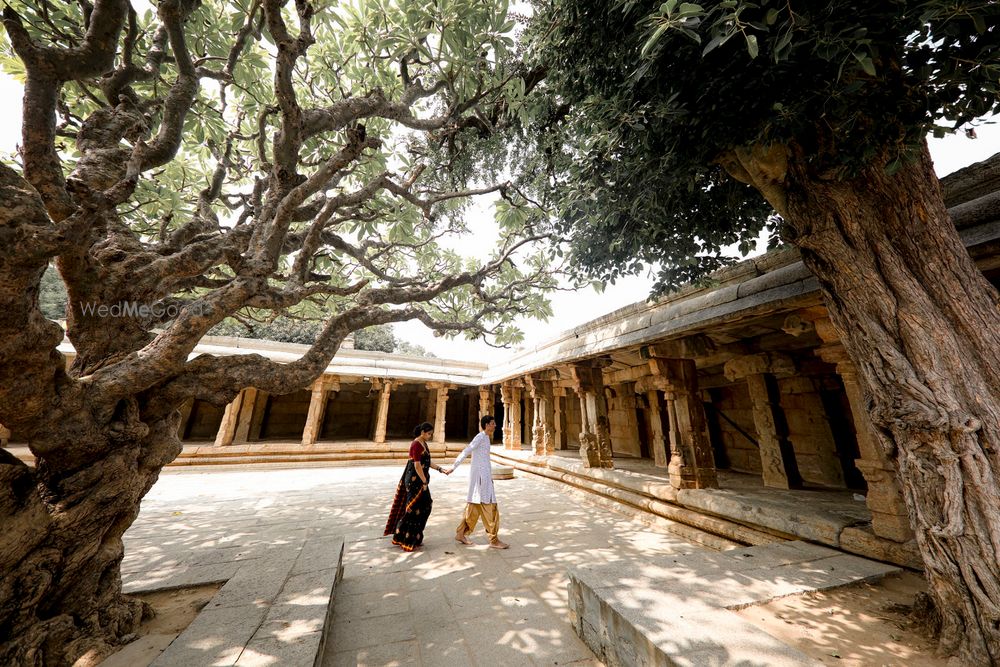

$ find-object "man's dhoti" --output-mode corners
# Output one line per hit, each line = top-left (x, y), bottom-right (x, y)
(456, 503), (500, 542)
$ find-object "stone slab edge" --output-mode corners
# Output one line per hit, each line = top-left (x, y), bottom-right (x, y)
(148, 536), (344, 667)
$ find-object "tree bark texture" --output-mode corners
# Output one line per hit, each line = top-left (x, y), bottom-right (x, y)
(784, 143), (1000, 665)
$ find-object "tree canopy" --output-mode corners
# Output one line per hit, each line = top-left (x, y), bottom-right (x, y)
(0, 1), (554, 663)
(521, 0), (1000, 291)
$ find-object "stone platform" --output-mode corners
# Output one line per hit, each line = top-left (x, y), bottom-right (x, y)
(569, 541), (900, 667)
(492, 448), (923, 570)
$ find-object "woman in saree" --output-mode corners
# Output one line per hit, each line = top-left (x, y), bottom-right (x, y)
(383, 422), (449, 551)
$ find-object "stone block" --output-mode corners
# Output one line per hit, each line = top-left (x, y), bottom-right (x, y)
(840, 526), (924, 570)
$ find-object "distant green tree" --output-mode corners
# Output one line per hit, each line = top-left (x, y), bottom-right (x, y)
(353, 324), (398, 353)
(38, 264), (66, 320)
(523, 2), (1000, 663)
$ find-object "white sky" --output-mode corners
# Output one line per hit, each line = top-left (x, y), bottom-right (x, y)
(1, 69), (997, 361)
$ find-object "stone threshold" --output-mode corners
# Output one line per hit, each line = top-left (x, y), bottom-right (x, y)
(491, 448), (923, 570)
(569, 540), (901, 666)
(123, 536), (345, 666)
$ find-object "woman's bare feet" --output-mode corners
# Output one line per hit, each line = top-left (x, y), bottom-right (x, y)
(455, 534), (473, 545)
(488, 540), (510, 549)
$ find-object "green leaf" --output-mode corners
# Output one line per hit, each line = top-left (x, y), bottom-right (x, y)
(745, 34), (758, 59)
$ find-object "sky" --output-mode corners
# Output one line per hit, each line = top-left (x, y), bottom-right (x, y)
(1, 61), (998, 361)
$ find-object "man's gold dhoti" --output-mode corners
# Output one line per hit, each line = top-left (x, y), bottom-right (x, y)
(456, 502), (501, 542)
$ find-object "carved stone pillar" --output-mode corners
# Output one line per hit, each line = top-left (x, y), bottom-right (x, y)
(500, 383), (513, 448)
(232, 387), (261, 445)
(511, 385), (523, 450)
(648, 357), (718, 489)
(524, 386), (536, 452)
(816, 319), (914, 542)
(553, 388), (565, 450)
(527, 375), (557, 456)
(422, 387), (434, 424)
(724, 354), (798, 490)
(0, 424), (11, 447)
(373, 379), (394, 444)
(302, 377), (339, 445)
(571, 363), (613, 468)
(247, 390), (269, 442)
(478, 386), (493, 419)
(432, 385), (450, 445)
(635, 379), (669, 468)
(214, 389), (246, 447)
(176, 399), (195, 440)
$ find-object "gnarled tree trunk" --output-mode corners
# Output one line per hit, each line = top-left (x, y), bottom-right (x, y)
(782, 142), (1000, 665)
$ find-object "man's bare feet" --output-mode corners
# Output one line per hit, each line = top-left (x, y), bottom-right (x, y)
(488, 540), (510, 549)
(455, 535), (473, 545)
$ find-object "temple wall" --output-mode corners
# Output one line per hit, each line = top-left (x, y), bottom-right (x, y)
(321, 384), (375, 440)
(185, 399), (225, 441)
(607, 387), (642, 457)
(385, 384), (424, 439)
(710, 384), (759, 475)
(260, 390), (310, 439)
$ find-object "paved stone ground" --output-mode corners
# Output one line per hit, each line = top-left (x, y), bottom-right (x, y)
(122, 458), (898, 666)
(124, 461), (705, 665)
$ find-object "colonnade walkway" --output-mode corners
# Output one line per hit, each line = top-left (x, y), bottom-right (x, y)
(113, 462), (901, 666)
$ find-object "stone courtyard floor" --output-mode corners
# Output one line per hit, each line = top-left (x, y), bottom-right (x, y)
(122, 463), (704, 665)
(119, 463), (905, 666)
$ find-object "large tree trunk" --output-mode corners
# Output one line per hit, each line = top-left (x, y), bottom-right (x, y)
(783, 142), (1000, 665)
(0, 422), (179, 666)
(0, 165), (179, 666)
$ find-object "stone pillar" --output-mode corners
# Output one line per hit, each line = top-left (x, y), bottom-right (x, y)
(232, 387), (261, 445)
(510, 385), (523, 450)
(500, 383), (513, 448)
(176, 399), (195, 440)
(571, 363), (613, 468)
(247, 390), (269, 441)
(0, 424), (11, 447)
(478, 386), (492, 419)
(302, 381), (331, 446)
(649, 357), (718, 488)
(214, 389), (246, 447)
(524, 388), (536, 453)
(553, 388), (565, 450)
(527, 375), (557, 456)
(634, 380), (669, 468)
(816, 319), (913, 541)
(432, 385), (450, 445)
(373, 380), (394, 444)
(725, 353), (798, 489)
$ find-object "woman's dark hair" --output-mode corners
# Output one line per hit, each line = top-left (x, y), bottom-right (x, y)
(413, 422), (433, 438)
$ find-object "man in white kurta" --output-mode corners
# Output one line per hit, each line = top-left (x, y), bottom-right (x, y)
(450, 415), (509, 549)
